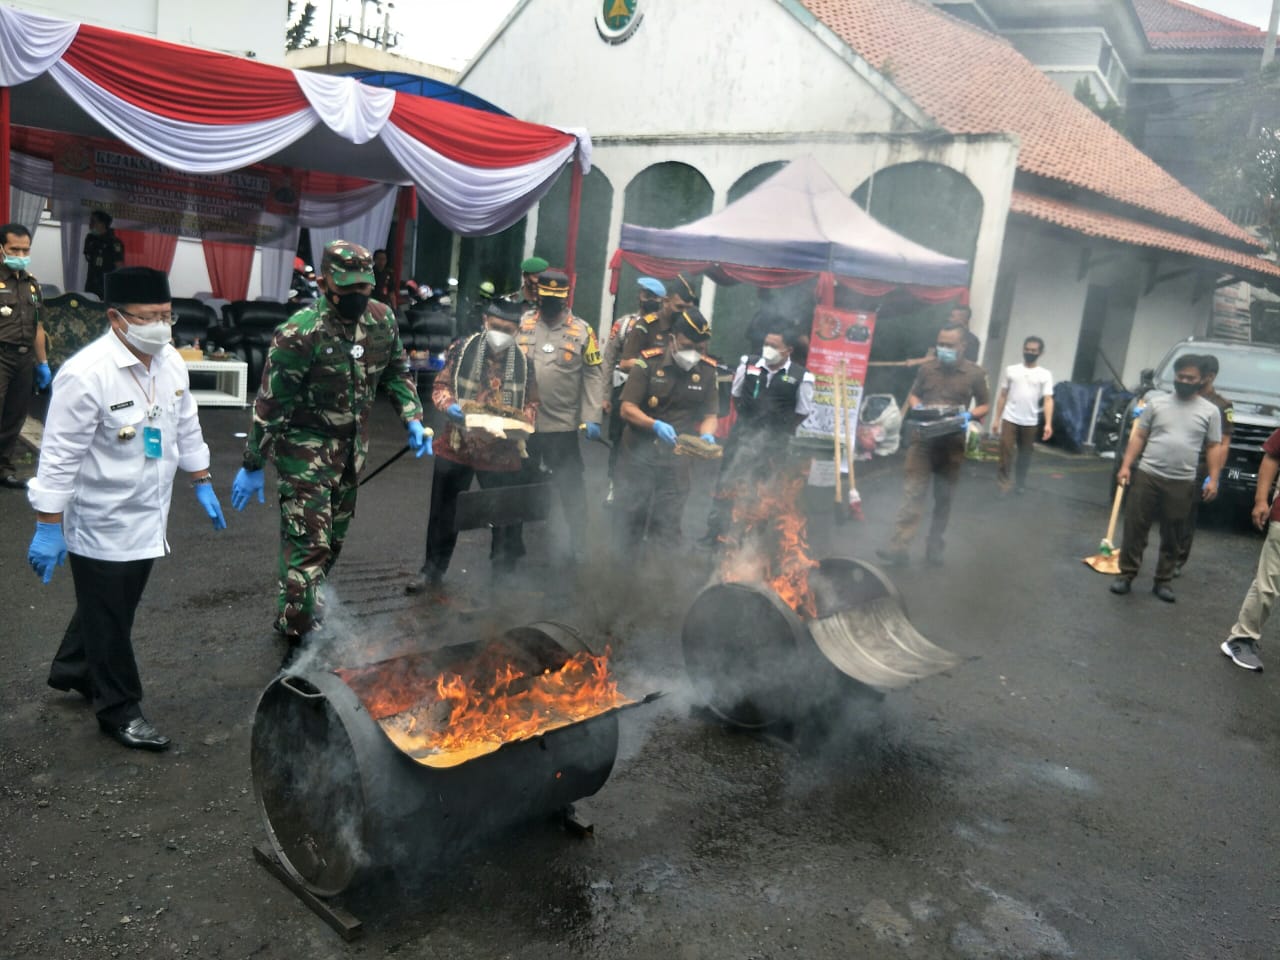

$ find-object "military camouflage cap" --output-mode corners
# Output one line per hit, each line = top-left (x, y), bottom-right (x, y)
(321, 240), (375, 286)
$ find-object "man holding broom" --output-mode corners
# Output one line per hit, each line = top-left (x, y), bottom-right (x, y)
(1111, 354), (1223, 603)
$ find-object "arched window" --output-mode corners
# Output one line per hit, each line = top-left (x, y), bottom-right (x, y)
(614, 161), (713, 320)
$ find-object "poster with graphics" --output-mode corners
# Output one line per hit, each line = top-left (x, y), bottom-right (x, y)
(797, 306), (876, 450)
(51, 135), (300, 247)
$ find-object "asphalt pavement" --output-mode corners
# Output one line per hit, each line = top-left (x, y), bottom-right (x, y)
(1, 405), (1276, 959)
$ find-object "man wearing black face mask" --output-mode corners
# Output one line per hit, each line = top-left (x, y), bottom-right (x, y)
(231, 240), (429, 649)
(991, 336), (1054, 494)
(1112, 354), (1224, 602)
(514, 270), (605, 563)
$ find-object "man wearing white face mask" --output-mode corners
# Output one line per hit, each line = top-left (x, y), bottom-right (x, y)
(700, 323), (815, 546)
(407, 299), (540, 592)
(615, 307), (719, 549)
(26, 266), (226, 752)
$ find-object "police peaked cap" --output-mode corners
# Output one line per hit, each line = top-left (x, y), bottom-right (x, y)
(483, 299), (525, 324)
(104, 266), (171, 305)
(536, 269), (571, 298)
(673, 306), (711, 343)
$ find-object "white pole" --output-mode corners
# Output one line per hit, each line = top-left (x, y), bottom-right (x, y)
(1264, 0), (1280, 70)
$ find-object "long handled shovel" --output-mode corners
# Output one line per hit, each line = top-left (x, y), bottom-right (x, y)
(1083, 483), (1125, 574)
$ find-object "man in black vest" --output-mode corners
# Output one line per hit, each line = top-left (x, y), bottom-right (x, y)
(700, 323), (815, 546)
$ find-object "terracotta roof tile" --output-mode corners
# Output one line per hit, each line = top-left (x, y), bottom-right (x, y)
(799, 0), (1261, 248)
(1132, 0), (1266, 50)
(1009, 190), (1280, 279)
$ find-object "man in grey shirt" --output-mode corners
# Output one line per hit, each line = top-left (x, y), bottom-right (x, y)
(1112, 354), (1224, 601)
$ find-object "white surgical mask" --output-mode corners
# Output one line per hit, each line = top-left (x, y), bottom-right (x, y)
(485, 328), (514, 352)
(674, 349), (701, 371)
(761, 345), (785, 367)
(122, 320), (172, 356)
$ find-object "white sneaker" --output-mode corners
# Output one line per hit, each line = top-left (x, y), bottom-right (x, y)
(1221, 638), (1264, 672)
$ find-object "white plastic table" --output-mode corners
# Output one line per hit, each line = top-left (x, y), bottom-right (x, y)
(184, 359), (249, 407)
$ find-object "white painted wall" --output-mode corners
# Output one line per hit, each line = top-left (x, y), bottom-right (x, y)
(998, 228), (1090, 385)
(462, 0), (907, 137)
(11, 0), (289, 63)
(463, 0), (1017, 348)
(1125, 272), (1211, 383)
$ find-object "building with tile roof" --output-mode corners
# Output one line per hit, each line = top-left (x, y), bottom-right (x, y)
(933, 0), (1273, 212)
(460, 0), (1280, 389)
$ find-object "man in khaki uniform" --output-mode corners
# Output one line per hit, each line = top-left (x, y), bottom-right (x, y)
(0, 223), (52, 489)
(516, 269), (606, 560)
(602, 276), (666, 501)
(620, 273), (697, 367)
(877, 323), (990, 566)
(615, 308), (719, 549)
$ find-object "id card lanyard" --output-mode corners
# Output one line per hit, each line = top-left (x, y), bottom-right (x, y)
(128, 366), (164, 459)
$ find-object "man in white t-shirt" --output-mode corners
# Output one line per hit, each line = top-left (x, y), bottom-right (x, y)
(991, 336), (1054, 494)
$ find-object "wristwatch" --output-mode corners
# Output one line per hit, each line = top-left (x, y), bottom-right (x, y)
(191, 472), (213, 486)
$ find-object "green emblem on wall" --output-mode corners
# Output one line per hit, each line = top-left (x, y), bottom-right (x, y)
(596, 0), (643, 45)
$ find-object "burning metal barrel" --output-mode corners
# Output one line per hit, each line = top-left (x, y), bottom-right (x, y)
(683, 557), (960, 729)
(251, 623), (633, 896)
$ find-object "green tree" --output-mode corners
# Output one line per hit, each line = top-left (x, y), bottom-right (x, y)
(1073, 78), (1128, 138)
(1196, 65), (1280, 249)
(286, 0), (320, 51)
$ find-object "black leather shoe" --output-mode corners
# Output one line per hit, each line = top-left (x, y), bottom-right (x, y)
(0, 474), (27, 489)
(47, 675), (92, 702)
(100, 717), (170, 751)
(1153, 583), (1176, 603)
(405, 570), (443, 595)
(1110, 577), (1132, 595)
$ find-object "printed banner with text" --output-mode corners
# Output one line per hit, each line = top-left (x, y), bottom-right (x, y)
(797, 307), (876, 459)
(50, 135), (301, 247)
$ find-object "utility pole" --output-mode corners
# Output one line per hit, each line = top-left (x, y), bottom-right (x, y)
(1264, 0), (1280, 70)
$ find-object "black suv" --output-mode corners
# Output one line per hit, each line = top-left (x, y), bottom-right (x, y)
(1114, 338), (1280, 506)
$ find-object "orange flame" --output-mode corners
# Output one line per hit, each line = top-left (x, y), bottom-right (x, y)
(338, 649), (631, 768)
(719, 465), (820, 617)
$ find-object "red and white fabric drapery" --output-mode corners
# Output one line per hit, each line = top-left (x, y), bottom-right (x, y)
(0, 7), (591, 236)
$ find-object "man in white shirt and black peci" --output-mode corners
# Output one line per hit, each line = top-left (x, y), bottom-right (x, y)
(991, 335), (1054, 495)
(26, 266), (227, 751)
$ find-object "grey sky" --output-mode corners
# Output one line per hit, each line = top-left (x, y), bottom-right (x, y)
(1193, 0), (1273, 26)
(323, 0), (1277, 71)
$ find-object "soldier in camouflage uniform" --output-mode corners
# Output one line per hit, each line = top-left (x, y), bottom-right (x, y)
(230, 240), (431, 645)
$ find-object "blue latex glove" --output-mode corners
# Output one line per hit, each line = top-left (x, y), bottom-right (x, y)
(584, 421), (602, 442)
(446, 403), (465, 423)
(653, 420), (677, 446)
(408, 420), (433, 458)
(194, 483), (227, 530)
(959, 411), (973, 428)
(700, 433), (717, 445)
(33, 362), (51, 391)
(28, 521), (66, 584)
(231, 467), (265, 511)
